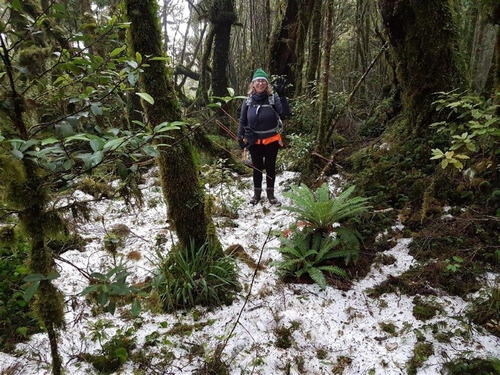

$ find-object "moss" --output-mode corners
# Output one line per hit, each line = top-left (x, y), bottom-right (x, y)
(274, 325), (294, 349)
(379, 322), (398, 336)
(0, 226), (17, 246)
(77, 177), (115, 198)
(412, 296), (443, 321)
(406, 341), (434, 375)
(443, 357), (500, 375)
(33, 281), (65, 328)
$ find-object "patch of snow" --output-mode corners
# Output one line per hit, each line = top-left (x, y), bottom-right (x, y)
(1, 171), (499, 375)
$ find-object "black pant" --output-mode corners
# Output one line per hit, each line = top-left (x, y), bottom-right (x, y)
(249, 141), (280, 189)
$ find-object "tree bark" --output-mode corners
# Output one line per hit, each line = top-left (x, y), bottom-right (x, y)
(378, 0), (466, 136)
(306, 0), (322, 94)
(316, 0), (334, 156)
(210, 0), (237, 97)
(293, 0), (315, 95)
(268, 0), (299, 82)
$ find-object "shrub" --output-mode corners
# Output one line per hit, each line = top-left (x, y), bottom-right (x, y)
(0, 237), (41, 352)
(273, 183), (371, 290)
(155, 241), (241, 311)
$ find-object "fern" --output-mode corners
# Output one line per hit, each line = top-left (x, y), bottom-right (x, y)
(274, 231), (352, 289)
(283, 184), (371, 232)
(274, 183), (370, 290)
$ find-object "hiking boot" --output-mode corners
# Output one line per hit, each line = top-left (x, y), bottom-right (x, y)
(266, 188), (281, 206)
(250, 188), (262, 205)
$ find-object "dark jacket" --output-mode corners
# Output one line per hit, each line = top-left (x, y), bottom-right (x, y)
(237, 93), (291, 144)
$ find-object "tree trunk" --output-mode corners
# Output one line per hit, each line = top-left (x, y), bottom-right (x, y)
(293, 0), (315, 95)
(210, 0), (237, 98)
(306, 0), (322, 94)
(125, 0), (214, 251)
(316, 0), (334, 156)
(268, 0), (299, 82)
(378, 0), (466, 136)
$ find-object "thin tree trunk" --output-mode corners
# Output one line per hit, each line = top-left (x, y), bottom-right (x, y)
(293, 0), (315, 95)
(306, 0), (322, 94)
(316, 0), (334, 156)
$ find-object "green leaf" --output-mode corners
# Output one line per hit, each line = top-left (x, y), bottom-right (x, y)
(149, 56), (170, 61)
(91, 102), (103, 116)
(16, 327), (28, 338)
(82, 151), (103, 170)
(11, 149), (23, 159)
(55, 121), (75, 138)
(116, 160), (128, 180)
(89, 137), (105, 152)
(81, 284), (100, 296)
(131, 298), (141, 318)
(110, 46), (126, 57)
(128, 72), (137, 86)
(41, 137), (59, 145)
(136, 92), (154, 104)
(135, 52), (142, 64)
(90, 272), (108, 281)
(307, 267), (327, 290)
(143, 145), (159, 157)
(10, 0), (22, 11)
(115, 347), (128, 363)
(24, 281), (40, 301)
(20, 139), (39, 152)
(104, 137), (126, 151)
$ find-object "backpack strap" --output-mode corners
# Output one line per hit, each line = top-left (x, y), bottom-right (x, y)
(246, 94), (276, 108)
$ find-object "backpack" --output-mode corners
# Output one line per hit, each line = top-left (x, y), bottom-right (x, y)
(244, 94), (283, 132)
(245, 94), (276, 108)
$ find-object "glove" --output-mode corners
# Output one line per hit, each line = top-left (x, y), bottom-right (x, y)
(273, 76), (286, 97)
(238, 138), (248, 149)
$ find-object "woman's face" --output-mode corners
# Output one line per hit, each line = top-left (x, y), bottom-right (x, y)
(253, 79), (267, 94)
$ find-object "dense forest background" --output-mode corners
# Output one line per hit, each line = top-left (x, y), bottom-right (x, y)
(1, 0), (500, 374)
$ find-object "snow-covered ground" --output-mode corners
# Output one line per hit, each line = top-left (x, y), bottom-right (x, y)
(1, 170), (499, 374)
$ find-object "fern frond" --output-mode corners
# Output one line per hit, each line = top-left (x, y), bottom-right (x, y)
(283, 183), (371, 231)
(317, 265), (348, 279)
(307, 267), (327, 290)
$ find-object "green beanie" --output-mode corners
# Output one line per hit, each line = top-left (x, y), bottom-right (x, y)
(252, 68), (268, 82)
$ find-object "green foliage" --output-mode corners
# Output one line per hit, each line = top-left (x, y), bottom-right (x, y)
(273, 183), (371, 290)
(81, 265), (143, 317)
(443, 357), (500, 375)
(282, 183), (371, 233)
(430, 90), (500, 170)
(468, 287), (500, 337)
(274, 230), (349, 290)
(406, 341), (434, 375)
(0, 239), (41, 352)
(155, 241), (241, 312)
(443, 256), (464, 275)
(84, 324), (137, 374)
(277, 133), (316, 172)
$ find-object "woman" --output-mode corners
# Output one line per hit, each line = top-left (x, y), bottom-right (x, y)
(237, 68), (291, 205)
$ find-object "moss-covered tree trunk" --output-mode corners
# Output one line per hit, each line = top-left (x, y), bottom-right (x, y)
(125, 0), (213, 251)
(378, 0), (466, 137)
(316, 0), (334, 156)
(305, 0), (322, 95)
(268, 0), (299, 81)
(293, 0), (315, 95)
(210, 0), (236, 98)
